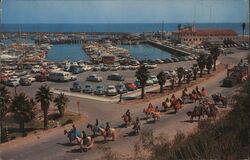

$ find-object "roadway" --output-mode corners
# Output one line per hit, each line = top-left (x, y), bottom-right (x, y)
(0, 49), (248, 160)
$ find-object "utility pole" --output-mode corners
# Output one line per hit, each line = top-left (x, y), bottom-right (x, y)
(0, 0), (3, 25)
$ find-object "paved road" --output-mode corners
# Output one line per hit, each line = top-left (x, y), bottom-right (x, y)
(0, 50), (248, 160)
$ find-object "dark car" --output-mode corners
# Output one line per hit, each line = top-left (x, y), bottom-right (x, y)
(116, 83), (128, 94)
(107, 73), (125, 81)
(35, 74), (47, 82)
(70, 81), (82, 92)
(19, 78), (32, 86)
(95, 85), (106, 95)
(72, 67), (83, 74)
(83, 84), (93, 93)
(134, 80), (142, 88)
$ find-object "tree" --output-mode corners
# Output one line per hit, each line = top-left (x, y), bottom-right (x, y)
(197, 54), (207, 77)
(35, 85), (53, 130)
(177, 67), (185, 86)
(210, 46), (220, 71)
(157, 71), (166, 93)
(10, 93), (34, 135)
(54, 93), (69, 117)
(135, 65), (149, 99)
(242, 22), (246, 37)
(185, 70), (192, 84)
(206, 54), (213, 74)
(191, 64), (199, 80)
(0, 87), (11, 143)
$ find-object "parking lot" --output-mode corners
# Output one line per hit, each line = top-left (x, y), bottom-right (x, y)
(3, 60), (196, 100)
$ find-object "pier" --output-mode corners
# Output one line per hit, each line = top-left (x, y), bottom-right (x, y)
(142, 40), (192, 56)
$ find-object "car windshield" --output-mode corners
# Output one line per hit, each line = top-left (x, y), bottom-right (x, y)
(97, 86), (103, 89)
(108, 86), (114, 89)
(85, 85), (91, 88)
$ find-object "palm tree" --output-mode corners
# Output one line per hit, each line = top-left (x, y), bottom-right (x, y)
(185, 70), (192, 84)
(0, 87), (11, 143)
(206, 54), (213, 74)
(197, 54), (207, 77)
(157, 71), (166, 93)
(10, 93), (34, 135)
(35, 85), (53, 130)
(177, 67), (185, 86)
(242, 22), (246, 37)
(177, 24), (182, 43)
(191, 64), (199, 80)
(210, 46), (220, 71)
(135, 65), (149, 99)
(54, 93), (69, 117)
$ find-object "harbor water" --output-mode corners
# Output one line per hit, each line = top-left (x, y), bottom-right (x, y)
(119, 44), (174, 60)
(46, 44), (89, 62)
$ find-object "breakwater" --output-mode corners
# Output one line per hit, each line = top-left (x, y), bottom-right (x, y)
(142, 40), (191, 56)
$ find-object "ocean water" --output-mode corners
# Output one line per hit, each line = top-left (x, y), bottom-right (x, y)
(0, 23), (248, 34)
(46, 44), (89, 62)
(119, 44), (174, 60)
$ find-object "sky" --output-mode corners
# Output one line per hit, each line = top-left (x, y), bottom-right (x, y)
(2, 0), (249, 24)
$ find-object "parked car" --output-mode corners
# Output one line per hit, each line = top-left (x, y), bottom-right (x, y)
(70, 81), (82, 92)
(110, 65), (120, 71)
(14, 70), (27, 77)
(71, 67), (83, 74)
(86, 74), (102, 82)
(149, 75), (158, 84)
(146, 79), (154, 86)
(155, 59), (164, 64)
(35, 74), (47, 82)
(116, 83), (128, 94)
(95, 85), (106, 95)
(120, 65), (130, 70)
(100, 66), (110, 71)
(5, 78), (19, 87)
(32, 65), (41, 73)
(82, 65), (92, 71)
(106, 85), (117, 96)
(134, 80), (142, 88)
(107, 73), (125, 81)
(19, 77), (32, 86)
(125, 82), (137, 91)
(83, 84), (93, 93)
(92, 66), (101, 71)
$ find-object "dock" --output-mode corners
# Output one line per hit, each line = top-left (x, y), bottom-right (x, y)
(142, 40), (192, 56)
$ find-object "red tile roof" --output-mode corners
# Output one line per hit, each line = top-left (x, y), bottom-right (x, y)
(180, 29), (237, 36)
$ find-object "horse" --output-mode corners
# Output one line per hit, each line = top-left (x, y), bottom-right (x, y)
(132, 122), (140, 135)
(211, 94), (227, 107)
(143, 109), (160, 121)
(86, 123), (116, 141)
(204, 104), (218, 120)
(64, 129), (81, 144)
(122, 114), (131, 127)
(186, 105), (206, 121)
(78, 136), (94, 152)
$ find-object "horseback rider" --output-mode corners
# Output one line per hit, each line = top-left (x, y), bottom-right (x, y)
(155, 106), (159, 112)
(125, 109), (131, 122)
(170, 94), (177, 107)
(164, 98), (171, 108)
(195, 86), (201, 97)
(133, 117), (141, 131)
(201, 87), (206, 97)
(147, 103), (154, 113)
(105, 122), (111, 137)
(95, 119), (99, 127)
(182, 87), (188, 97)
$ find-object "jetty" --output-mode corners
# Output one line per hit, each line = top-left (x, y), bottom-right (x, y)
(142, 40), (192, 56)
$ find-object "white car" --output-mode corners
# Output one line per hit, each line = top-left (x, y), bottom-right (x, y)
(32, 65), (41, 73)
(86, 74), (102, 82)
(106, 85), (117, 96)
(82, 65), (92, 71)
(6, 78), (20, 87)
(3, 70), (15, 76)
(129, 65), (139, 70)
(146, 79), (154, 86)
(149, 75), (158, 84)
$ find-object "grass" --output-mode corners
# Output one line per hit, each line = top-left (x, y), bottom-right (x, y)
(3, 111), (81, 141)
